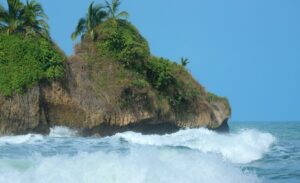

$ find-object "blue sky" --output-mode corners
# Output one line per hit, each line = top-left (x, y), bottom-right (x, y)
(1, 0), (300, 121)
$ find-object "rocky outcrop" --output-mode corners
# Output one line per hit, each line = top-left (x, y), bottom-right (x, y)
(0, 59), (231, 136)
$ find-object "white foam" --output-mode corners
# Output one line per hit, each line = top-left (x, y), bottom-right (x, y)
(0, 147), (261, 183)
(49, 126), (77, 137)
(0, 134), (43, 145)
(115, 128), (276, 164)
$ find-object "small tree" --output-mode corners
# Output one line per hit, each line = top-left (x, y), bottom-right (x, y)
(180, 57), (189, 67)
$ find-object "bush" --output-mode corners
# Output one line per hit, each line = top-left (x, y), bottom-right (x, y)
(146, 56), (202, 111)
(0, 33), (65, 96)
(146, 57), (176, 91)
(97, 20), (150, 72)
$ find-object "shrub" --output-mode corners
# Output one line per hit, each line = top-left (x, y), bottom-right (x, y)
(146, 56), (202, 111)
(97, 20), (150, 72)
(146, 56), (176, 91)
(0, 33), (65, 96)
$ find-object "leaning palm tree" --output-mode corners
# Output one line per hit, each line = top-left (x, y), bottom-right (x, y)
(0, 0), (49, 36)
(71, 2), (107, 40)
(105, 0), (129, 20)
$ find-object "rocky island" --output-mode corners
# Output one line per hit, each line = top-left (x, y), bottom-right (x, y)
(0, 0), (231, 136)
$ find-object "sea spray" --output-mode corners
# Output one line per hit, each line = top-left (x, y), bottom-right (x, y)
(49, 126), (77, 137)
(114, 128), (276, 164)
(0, 126), (278, 183)
(0, 146), (261, 183)
(0, 134), (43, 145)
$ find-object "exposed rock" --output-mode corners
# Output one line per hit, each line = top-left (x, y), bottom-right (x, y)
(0, 59), (231, 136)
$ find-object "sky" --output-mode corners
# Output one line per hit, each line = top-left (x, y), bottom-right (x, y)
(1, 0), (300, 122)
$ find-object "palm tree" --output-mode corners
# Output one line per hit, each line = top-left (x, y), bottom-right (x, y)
(0, 0), (24, 34)
(105, 0), (129, 20)
(0, 0), (48, 36)
(180, 57), (190, 67)
(23, 0), (49, 36)
(71, 2), (107, 40)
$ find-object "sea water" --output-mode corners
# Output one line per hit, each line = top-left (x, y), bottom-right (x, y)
(0, 122), (299, 183)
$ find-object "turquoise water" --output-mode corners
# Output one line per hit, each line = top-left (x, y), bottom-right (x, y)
(0, 122), (299, 183)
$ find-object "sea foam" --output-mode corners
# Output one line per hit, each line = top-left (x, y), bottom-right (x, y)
(0, 134), (43, 145)
(0, 127), (275, 183)
(0, 146), (261, 183)
(49, 126), (77, 137)
(114, 128), (276, 164)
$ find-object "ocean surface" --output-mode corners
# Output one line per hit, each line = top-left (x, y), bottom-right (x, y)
(0, 122), (299, 183)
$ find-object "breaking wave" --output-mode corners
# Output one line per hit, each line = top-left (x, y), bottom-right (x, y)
(114, 128), (276, 164)
(0, 127), (276, 183)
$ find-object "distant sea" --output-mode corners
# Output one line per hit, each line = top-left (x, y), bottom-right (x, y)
(0, 122), (299, 183)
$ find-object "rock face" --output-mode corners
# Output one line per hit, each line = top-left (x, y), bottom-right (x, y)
(0, 60), (231, 136)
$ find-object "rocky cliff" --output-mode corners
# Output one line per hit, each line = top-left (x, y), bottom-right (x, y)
(0, 58), (231, 136)
(0, 20), (231, 136)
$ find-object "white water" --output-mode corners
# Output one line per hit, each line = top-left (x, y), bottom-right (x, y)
(49, 126), (77, 137)
(115, 128), (276, 164)
(0, 127), (276, 183)
(0, 134), (43, 144)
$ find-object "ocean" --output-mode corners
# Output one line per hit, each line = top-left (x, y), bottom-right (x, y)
(0, 122), (299, 183)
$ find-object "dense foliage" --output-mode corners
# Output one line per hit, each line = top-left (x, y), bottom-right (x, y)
(146, 57), (176, 91)
(145, 56), (202, 111)
(71, 0), (128, 40)
(0, 33), (64, 96)
(97, 20), (150, 72)
(0, 0), (49, 37)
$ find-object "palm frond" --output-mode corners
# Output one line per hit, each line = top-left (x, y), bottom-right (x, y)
(112, 0), (120, 16)
(71, 18), (86, 40)
(7, 0), (24, 19)
(117, 11), (129, 19)
(0, 3), (5, 16)
(22, 0), (49, 36)
(25, 0), (48, 20)
(104, 0), (113, 18)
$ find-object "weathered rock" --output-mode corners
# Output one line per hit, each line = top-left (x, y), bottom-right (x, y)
(0, 60), (231, 136)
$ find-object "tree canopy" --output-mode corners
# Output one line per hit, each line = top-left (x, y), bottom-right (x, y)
(0, 0), (49, 37)
(71, 0), (129, 40)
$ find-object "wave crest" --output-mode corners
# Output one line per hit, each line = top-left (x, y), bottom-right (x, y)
(0, 134), (43, 145)
(49, 126), (77, 137)
(114, 128), (276, 164)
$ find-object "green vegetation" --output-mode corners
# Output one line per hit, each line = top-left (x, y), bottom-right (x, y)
(0, 0), (230, 117)
(146, 57), (176, 91)
(145, 56), (203, 111)
(97, 20), (150, 71)
(73, 0), (226, 113)
(104, 0), (129, 20)
(0, 33), (64, 96)
(71, 0), (129, 41)
(0, 0), (49, 37)
(180, 57), (189, 67)
(71, 2), (107, 40)
(0, 0), (64, 97)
